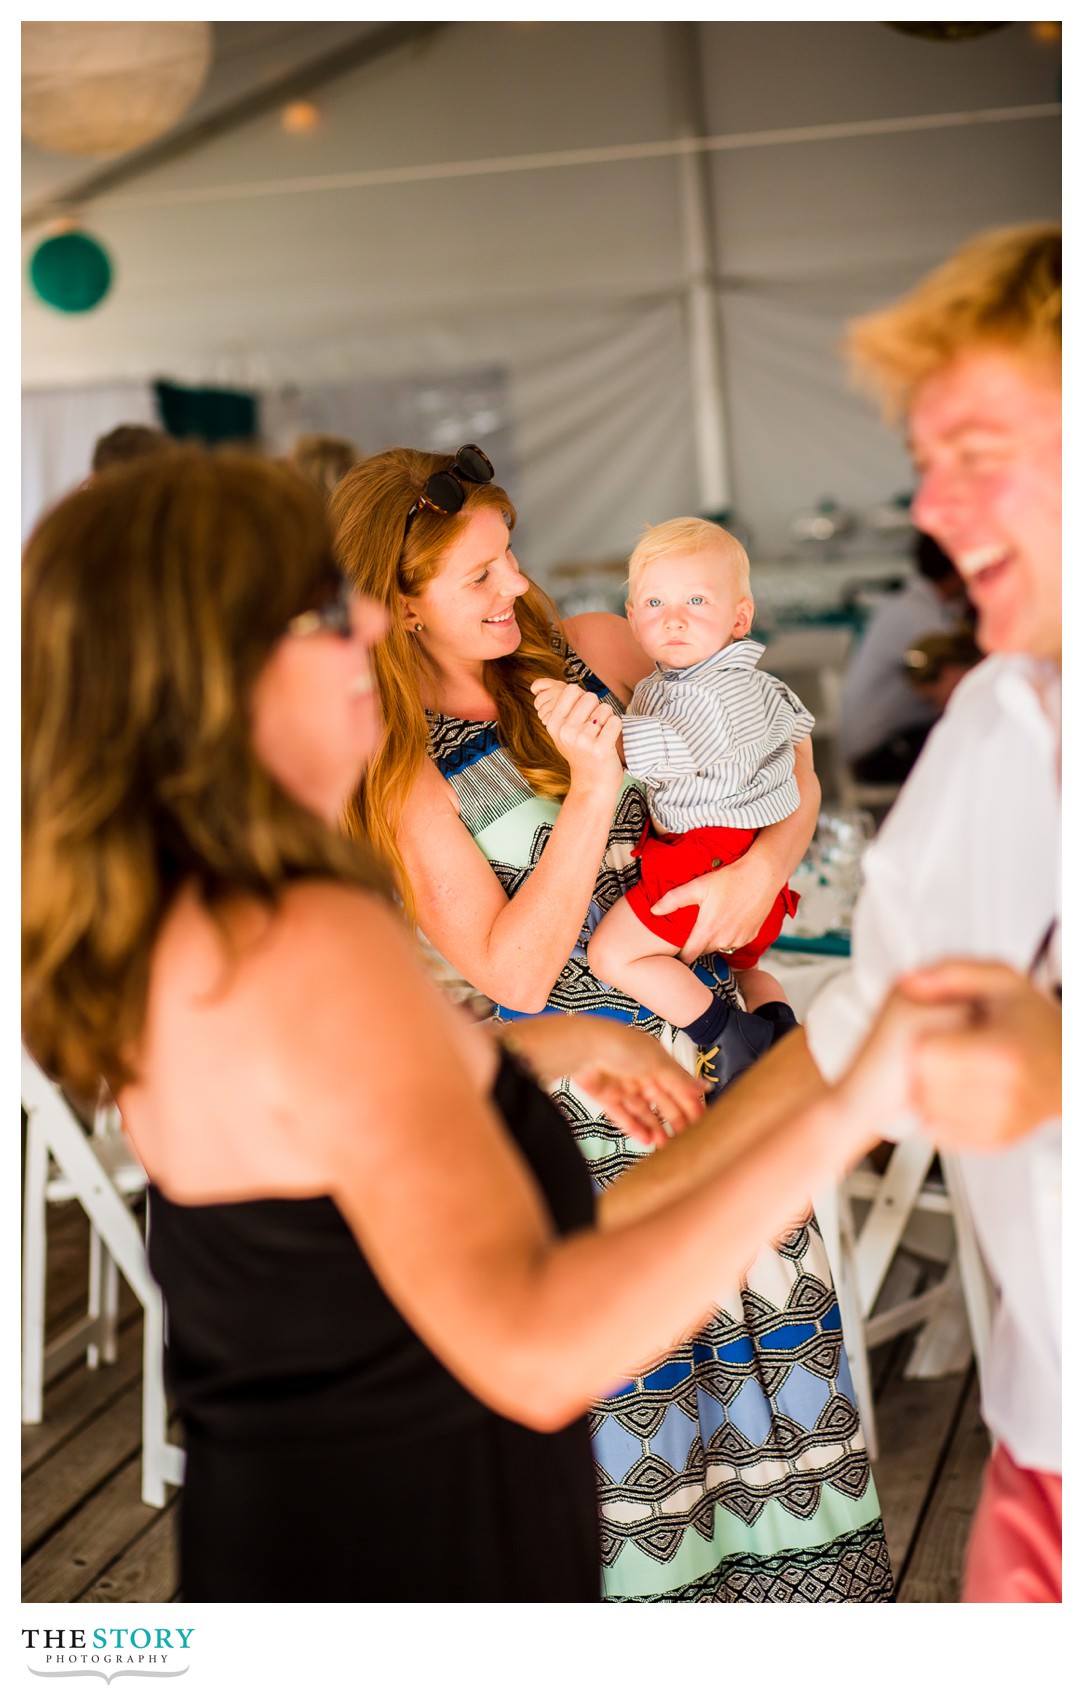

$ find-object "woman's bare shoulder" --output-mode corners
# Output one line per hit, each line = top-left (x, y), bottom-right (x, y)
(151, 879), (405, 1013)
(155, 880), (448, 1102)
(400, 754), (461, 836)
(131, 881), (421, 1198)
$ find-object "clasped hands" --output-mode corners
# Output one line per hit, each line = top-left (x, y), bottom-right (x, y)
(868, 958), (1061, 1149)
(510, 959), (1059, 1156)
(530, 677), (623, 782)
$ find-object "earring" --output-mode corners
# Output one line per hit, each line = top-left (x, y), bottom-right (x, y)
(412, 620), (424, 633)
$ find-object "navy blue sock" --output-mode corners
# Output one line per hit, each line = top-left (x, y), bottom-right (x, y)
(682, 994), (734, 1047)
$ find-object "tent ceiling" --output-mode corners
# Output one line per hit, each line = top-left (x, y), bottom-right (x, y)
(21, 22), (399, 215)
(21, 21), (1059, 571)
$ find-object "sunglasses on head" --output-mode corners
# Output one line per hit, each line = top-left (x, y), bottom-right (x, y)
(404, 444), (494, 533)
(286, 566), (354, 639)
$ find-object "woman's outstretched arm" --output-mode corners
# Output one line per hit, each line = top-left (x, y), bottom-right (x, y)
(282, 885), (964, 1433)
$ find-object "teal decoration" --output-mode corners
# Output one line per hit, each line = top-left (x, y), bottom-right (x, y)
(29, 230), (112, 313)
(154, 378), (259, 447)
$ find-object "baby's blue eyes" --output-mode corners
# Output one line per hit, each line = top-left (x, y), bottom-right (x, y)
(644, 595), (706, 608)
(688, 595), (705, 606)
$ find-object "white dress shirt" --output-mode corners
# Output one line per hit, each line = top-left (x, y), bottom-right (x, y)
(805, 653), (1061, 1474)
(621, 638), (814, 833)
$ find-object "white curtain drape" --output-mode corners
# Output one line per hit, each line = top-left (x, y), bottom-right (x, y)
(21, 383), (158, 540)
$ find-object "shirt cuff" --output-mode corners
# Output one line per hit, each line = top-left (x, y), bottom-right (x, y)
(804, 969), (868, 1083)
(805, 969), (921, 1144)
(621, 713), (691, 778)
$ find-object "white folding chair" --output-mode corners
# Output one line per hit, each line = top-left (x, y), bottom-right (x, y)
(21, 1048), (185, 1507)
(766, 952), (995, 1460)
(815, 1140), (995, 1458)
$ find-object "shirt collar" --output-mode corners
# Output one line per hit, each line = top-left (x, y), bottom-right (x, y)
(654, 636), (765, 683)
(991, 654), (1060, 737)
(993, 654), (1061, 789)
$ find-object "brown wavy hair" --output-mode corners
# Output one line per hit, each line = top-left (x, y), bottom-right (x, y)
(330, 448), (571, 917)
(23, 447), (393, 1097)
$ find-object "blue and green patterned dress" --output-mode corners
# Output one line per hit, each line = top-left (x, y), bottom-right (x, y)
(425, 645), (893, 1603)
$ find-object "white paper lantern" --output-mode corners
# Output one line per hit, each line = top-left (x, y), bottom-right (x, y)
(22, 22), (213, 159)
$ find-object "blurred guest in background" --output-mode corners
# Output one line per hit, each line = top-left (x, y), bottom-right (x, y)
(840, 531), (973, 784)
(287, 431), (361, 500)
(91, 422), (175, 476)
(902, 626), (983, 718)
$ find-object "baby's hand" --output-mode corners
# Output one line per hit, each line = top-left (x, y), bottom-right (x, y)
(530, 677), (585, 727)
(529, 677), (623, 785)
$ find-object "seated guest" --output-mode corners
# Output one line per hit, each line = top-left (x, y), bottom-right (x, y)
(840, 531), (973, 783)
(902, 626), (983, 716)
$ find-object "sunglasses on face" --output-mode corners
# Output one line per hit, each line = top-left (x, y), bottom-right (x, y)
(404, 444), (495, 533)
(286, 567), (354, 639)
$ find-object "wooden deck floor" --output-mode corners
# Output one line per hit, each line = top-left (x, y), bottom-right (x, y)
(22, 1199), (988, 1604)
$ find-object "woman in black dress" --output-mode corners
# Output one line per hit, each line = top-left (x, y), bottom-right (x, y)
(22, 448), (949, 1602)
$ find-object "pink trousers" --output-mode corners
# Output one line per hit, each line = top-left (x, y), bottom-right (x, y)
(963, 1443), (1062, 1602)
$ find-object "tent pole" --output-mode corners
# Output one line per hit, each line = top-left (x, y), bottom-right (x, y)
(669, 22), (731, 516)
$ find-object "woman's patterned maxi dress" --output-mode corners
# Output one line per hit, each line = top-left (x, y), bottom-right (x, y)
(425, 645), (894, 1603)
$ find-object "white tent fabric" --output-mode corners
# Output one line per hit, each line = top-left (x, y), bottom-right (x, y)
(21, 383), (158, 540)
(256, 295), (702, 575)
(22, 22), (1060, 570)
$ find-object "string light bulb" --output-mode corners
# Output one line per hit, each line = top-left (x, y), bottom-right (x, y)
(282, 100), (320, 135)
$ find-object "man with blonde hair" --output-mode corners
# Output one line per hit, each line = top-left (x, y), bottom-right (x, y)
(803, 222), (1061, 1601)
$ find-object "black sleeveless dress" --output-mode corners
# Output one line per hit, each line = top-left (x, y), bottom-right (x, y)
(146, 1051), (600, 1603)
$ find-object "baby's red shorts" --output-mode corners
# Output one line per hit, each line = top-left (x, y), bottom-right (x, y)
(624, 820), (799, 967)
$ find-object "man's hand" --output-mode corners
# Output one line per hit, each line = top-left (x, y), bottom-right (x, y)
(900, 958), (1061, 1146)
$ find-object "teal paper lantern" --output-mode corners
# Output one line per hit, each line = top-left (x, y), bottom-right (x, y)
(29, 230), (113, 313)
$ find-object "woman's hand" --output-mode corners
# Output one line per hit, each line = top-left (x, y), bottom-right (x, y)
(652, 852), (781, 964)
(504, 1013), (705, 1148)
(530, 678), (623, 791)
(656, 735), (819, 963)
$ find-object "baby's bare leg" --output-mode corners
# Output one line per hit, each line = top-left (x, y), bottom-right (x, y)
(734, 965), (788, 1013)
(588, 896), (712, 1027)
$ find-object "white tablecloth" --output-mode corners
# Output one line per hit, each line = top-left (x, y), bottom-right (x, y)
(760, 949), (849, 1023)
